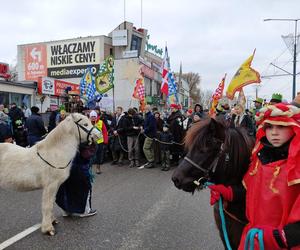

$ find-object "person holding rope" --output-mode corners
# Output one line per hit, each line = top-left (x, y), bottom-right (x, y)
(143, 105), (157, 169)
(209, 102), (300, 249)
(167, 104), (185, 166)
(124, 108), (143, 168)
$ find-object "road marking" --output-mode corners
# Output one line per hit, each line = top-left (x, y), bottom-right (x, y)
(0, 223), (41, 250)
(138, 165), (145, 169)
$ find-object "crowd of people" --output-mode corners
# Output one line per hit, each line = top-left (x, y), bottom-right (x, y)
(2, 91), (299, 230)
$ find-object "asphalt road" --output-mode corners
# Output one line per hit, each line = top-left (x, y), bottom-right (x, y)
(0, 162), (223, 250)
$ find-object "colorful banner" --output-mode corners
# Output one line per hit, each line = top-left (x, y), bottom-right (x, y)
(80, 67), (96, 102)
(24, 44), (48, 81)
(209, 74), (226, 116)
(226, 50), (261, 99)
(95, 55), (114, 94)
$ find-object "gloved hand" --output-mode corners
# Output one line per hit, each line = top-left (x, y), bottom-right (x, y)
(208, 184), (233, 205)
(257, 225), (287, 250)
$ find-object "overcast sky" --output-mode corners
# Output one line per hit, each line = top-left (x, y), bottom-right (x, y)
(2, 0), (300, 102)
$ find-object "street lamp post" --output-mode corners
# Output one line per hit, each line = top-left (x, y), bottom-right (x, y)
(264, 18), (300, 99)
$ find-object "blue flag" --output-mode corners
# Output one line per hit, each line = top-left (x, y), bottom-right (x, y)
(80, 67), (96, 102)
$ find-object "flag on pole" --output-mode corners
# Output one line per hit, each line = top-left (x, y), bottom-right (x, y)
(160, 46), (169, 96)
(209, 74), (226, 116)
(167, 72), (178, 105)
(226, 50), (261, 99)
(95, 55), (114, 94)
(80, 67), (96, 102)
(132, 77), (146, 111)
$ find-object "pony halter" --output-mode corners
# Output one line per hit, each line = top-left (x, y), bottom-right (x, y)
(183, 143), (226, 186)
(74, 118), (96, 144)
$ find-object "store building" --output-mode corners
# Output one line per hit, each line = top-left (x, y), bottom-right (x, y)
(0, 80), (36, 108)
(16, 21), (164, 112)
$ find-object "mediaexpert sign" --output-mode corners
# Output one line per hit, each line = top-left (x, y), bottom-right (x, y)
(24, 44), (48, 81)
(47, 64), (99, 79)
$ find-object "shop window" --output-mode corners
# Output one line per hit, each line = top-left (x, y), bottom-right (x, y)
(130, 35), (142, 56)
(10, 93), (31, 108)
(0, 91), (9, 106)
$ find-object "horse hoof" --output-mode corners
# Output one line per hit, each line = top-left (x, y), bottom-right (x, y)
(52, 219), (59, 225)
(48, 230), (55, 236)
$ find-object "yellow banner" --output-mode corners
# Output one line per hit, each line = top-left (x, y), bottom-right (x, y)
(226, 51), (261, 99)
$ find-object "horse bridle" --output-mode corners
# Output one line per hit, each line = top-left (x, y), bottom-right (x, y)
(74, 118), (96, 144)
(183, 142), (227, 186)
(37, 118), (96, 169)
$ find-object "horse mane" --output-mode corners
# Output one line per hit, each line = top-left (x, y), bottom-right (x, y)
(184, 119), (211, 152)
(184, 119), (255, 185)
(36, 114), (78, 153)
(220, 127), (255, 185)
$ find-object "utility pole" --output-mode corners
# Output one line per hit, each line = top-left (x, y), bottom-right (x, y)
(264, 18), (300, 99)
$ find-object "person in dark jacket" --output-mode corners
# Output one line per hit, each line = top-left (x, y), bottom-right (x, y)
(143, 105), (157, 168)
(0, 112), (13, 143)
(48, 109), (58, 132)
(56, 142), (97, 217)
(9, 103), (27, 146)
(154, 111), (164, 164)
(125, 108), (143, 168)
(167, 104), (185, 165)
(159, 124), (173, 171)
(110, 106), (127, 165)
(25, 106), (47, 146)
(230, 104), (255, 136)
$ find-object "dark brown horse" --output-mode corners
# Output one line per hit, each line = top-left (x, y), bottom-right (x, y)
(172, 118), (255, 249)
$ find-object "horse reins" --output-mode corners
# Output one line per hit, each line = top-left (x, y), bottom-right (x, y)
(37, 118), (95, 170)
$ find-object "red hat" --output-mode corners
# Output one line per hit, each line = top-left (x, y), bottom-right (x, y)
(170, 103), (180, 109)
(187, 109), (193, 114)
(253, 103), (300, 185)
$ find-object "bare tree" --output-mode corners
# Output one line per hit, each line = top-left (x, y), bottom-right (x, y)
(199, 89), (213, 109)
(9, 63), (18, 81)
(182, 72), (201, 106)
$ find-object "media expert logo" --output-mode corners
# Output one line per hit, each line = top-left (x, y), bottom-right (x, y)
(48, 64), (100, 79)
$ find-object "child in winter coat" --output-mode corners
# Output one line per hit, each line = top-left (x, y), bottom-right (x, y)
(159, 124), (173, 171)
(209, 103), (300, 249)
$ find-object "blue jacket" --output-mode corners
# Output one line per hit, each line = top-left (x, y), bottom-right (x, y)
(144, 111), (156, 138)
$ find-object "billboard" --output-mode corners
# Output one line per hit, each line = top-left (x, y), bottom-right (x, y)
(24, 44), (47, 81)
(21, 37), (101, 80)
(112, 30), (128, 46)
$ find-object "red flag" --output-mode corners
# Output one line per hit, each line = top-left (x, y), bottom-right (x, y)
(209, 74), (226, 116)
(132, 78), (145, 101)
(160, 46), (169, 96)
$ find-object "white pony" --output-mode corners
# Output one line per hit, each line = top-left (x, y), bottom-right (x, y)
(0, 113), (101, 235)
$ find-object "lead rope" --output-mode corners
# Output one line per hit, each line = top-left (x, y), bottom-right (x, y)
(203, 181), (232, 250)
(244, 228), (264, 250)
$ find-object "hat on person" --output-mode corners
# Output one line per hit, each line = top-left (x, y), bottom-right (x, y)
(254, 103), (300, 185)
(170, 103), (180, 109)
(270, 93), (283, 103)
(253, 97), (264, 104)
(187, 109), (193, 115)
(89, 110), (98, 117)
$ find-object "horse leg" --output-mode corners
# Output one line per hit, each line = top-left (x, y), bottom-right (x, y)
(41, 182), (60, 236)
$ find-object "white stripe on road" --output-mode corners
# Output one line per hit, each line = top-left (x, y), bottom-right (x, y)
(0, 223), (41, 250)
(138, 165), (145, 169)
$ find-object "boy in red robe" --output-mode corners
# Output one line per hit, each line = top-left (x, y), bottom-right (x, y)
(209, 103), (300, 249)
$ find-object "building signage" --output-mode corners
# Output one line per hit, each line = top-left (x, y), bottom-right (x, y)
(145, 42), (163, 56)
(112, 30), (128, 46)
(24, 44), (48, 81)
(0, 62), (10, 79)
(122, 50), (138, 58)
(21, 37), (101, 80)
(38, 77), (80, 96)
